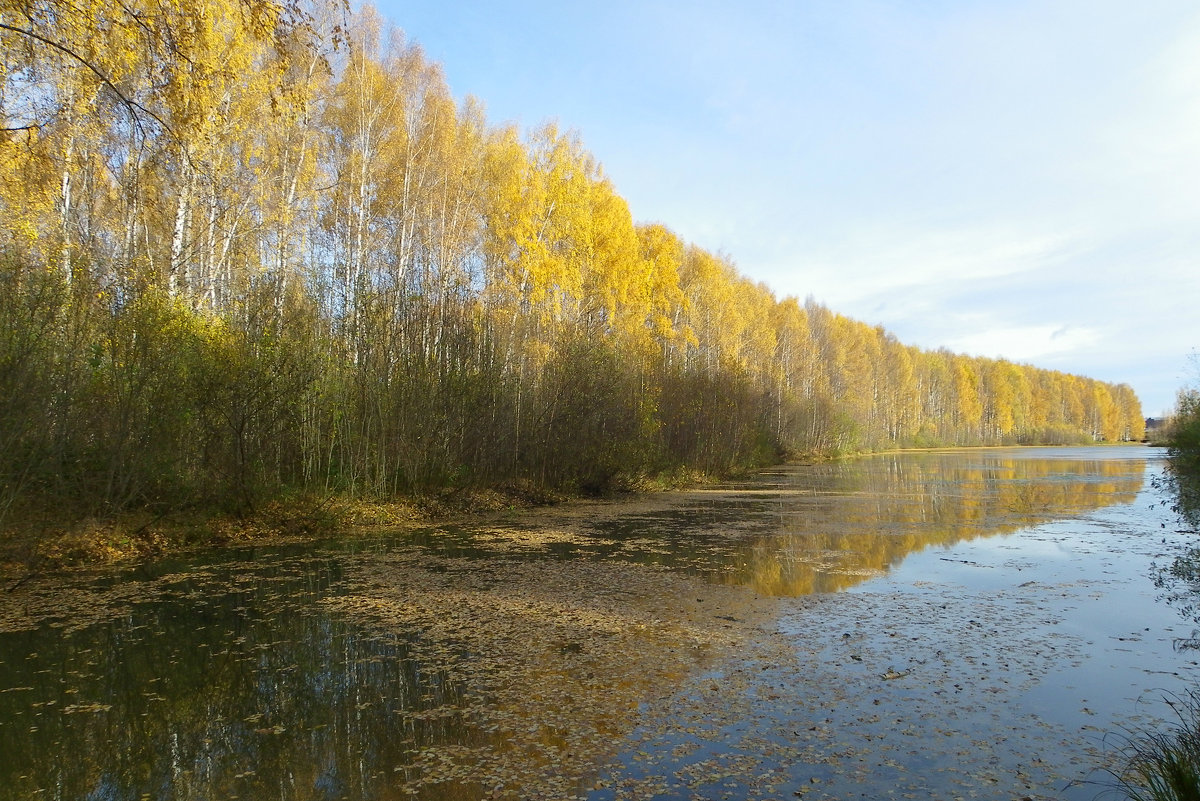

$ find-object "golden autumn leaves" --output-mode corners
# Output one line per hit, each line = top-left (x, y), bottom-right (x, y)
(0, 1), (1144, 524)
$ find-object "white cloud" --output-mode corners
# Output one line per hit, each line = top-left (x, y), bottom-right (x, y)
(944, 324), (1101, 364)
(767, 224), (1079, 311)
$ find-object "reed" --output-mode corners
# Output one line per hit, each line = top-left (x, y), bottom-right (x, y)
(1110, 689), (1200, 801)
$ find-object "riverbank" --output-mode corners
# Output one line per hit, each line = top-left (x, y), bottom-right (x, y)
(0, 485), (539, 574)
(1, 444), (1151, 575)
(0, 469), (727, 576)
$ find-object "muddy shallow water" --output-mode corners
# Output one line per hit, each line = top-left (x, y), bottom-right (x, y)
(0, 446), (1194, 800)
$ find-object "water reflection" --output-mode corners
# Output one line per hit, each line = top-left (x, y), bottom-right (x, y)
(0, 446), (1154, 800)
(709, 449), (1147, 595)
(1152, 458), (1200, 644)
(462, 448), (1146, 596)
(0, 558), (479, 801)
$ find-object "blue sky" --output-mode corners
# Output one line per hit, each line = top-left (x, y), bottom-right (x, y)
(375, 0), (1200, 417)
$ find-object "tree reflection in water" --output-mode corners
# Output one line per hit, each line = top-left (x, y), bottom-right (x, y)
(0, 558), (480, 801)
(1153, 461), (1200, 648)
(0, 447), (1158, 800)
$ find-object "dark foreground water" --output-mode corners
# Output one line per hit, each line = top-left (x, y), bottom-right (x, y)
(0, 446), (1193, 800)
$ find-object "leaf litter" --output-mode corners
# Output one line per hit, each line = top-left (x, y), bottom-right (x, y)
(320, 550), (778, 799)
(0, 451), (1195, 800)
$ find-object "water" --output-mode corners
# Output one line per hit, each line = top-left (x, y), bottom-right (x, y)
(0, 445), (1190, 799)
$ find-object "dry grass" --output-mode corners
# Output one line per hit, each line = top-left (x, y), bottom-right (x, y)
(0, 482), (580, 577)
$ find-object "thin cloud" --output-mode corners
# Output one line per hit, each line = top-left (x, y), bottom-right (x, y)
(775, 225), (1080, 312)
(945, 325), (1101, 364)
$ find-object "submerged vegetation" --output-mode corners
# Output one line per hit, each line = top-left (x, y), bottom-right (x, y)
(0, 1), (1144, 554)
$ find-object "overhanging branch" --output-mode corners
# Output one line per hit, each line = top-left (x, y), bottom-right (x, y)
(0, 21), (170, 137)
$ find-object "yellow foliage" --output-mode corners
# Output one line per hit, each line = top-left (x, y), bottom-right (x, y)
(0, 0), (1147, 477)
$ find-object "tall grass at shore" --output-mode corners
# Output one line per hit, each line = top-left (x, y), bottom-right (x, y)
(1108, 690), (1200, 801)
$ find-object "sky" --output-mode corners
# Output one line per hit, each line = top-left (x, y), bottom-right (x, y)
(374, 0), (1200, 417)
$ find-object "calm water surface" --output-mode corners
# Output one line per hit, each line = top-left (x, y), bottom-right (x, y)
(0, 446), (1190, 799)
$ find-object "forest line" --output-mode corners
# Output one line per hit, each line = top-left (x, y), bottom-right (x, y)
(0, 1), (1144, 523)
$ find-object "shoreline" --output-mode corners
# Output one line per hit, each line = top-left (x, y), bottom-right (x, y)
(2, 442), (1155, 577)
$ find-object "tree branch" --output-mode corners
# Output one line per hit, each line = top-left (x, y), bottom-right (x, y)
(0, 21), (171, 137)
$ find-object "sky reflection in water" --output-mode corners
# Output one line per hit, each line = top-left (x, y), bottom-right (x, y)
(0, 445), (1177, 800)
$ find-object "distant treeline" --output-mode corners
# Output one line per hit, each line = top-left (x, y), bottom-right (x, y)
(0, 1), (1143, 518)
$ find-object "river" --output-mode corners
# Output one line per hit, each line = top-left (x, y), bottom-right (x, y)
(0, 446), (1194, 800)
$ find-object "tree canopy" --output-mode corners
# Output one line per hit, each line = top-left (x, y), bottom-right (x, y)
(0, 2), (1145, 519)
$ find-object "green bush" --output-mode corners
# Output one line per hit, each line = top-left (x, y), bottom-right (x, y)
(1171, 390), (1200, 471)
(1168, 390), (1200, 531)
